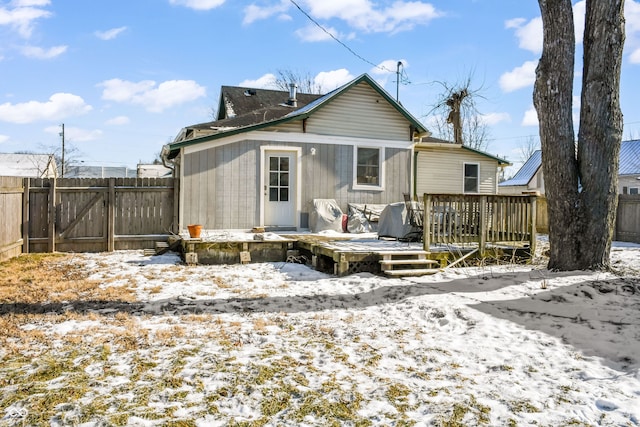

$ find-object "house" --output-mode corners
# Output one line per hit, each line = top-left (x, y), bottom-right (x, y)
(500, 140), (640, 195)
(64, 165), (137, 178)
(0, 153), (58, 178)
(498, 150), (544, 195)
(137, 163), (173, 178)
(414, 136), (510, 195)
(619, 139), (640, 194)
(166, 73), (430, 231)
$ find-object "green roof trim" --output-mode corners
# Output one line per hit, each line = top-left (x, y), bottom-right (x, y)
(168, 73), (428, 157)
(460, 144), (511, 165)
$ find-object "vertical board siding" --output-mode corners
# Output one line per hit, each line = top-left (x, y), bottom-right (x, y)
(416, 148), (499, 195)
(181, 141), (411, 229)
(0, 177), (24, 261)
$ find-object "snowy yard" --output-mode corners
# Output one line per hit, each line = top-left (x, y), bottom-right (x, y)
(1, 238), (640, 426)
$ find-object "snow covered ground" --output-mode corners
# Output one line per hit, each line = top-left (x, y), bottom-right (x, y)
(2, 237), (640, 426)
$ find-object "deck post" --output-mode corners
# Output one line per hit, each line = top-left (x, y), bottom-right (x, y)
(423, 193), (431, 251)
(529, 195), (537, 257)
(479, 195), (487, 256)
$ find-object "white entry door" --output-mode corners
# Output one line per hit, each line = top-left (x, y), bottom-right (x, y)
(264, 150), (296, 227)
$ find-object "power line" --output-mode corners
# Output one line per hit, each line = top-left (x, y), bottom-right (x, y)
(288, 0), (393, 74)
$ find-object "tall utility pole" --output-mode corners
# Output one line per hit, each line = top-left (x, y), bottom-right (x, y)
(59, 123), (65, 178)
(396, 61), (402, 102)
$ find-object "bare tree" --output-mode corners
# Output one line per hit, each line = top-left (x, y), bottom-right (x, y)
(272, 69), (323, 94)
(518, 135), (540, 163)
(427, 77), (490, 151)
(534, 0), (624, 271)
(38, 142), (81, 176)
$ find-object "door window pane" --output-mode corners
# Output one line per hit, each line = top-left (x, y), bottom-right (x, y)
(268, 155), (291, 202)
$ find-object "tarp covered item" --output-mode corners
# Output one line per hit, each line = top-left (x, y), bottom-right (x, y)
(377, 202), (422, 241)
(346, 203), (387, 233)
(309, 199), (344, 233)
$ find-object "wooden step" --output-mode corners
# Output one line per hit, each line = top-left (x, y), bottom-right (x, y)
(380, 259), (439, 266)
(377, 250), (429, 256)
(384, 268), (440, 276)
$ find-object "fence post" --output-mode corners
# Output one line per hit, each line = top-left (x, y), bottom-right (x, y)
(479, 196), (487, 256)
(423, 193), (431, 252)
(107, 178), (115, 251)
(47, 178), (56, 253)
(22, 178), (30, 254)
(529, 195), (537, 257)
(173, 177), (180, 234)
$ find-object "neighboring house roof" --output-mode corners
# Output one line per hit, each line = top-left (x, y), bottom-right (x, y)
(0, 153), (58, 178)
(619, 139), (640, 175)
(415, 136), (511, 166)
(499, 150), (542, 187)
(168, 74), (429, 158)
(65, 165), (137, 178)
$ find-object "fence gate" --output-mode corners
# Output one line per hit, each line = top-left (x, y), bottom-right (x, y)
(26, 177), (177, 253)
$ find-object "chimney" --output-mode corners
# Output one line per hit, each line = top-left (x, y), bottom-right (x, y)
(288, 83), (298, 107)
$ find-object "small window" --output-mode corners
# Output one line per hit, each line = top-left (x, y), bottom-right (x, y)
(464, 163), (479, 193)
(356, 147), (381, 187)
(630, 187), (639, 195)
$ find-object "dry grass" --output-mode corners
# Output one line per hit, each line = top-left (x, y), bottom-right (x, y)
(0, 253), (137, 304)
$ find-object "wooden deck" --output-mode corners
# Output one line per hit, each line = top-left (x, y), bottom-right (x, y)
(177, 231), (533, 277)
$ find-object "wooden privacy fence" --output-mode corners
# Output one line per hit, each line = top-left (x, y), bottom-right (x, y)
(615, 194), (640, 243)
(2, 177), (178, 255)
(0, 177), (25, 261)
(422, 193), (537, 255)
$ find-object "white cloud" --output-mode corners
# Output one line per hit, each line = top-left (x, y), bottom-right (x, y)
(99, 79), (206, 112)
(314, 68), (354, 90)
(20, 44), (66, 59)
(480, 112), (510, 126)
(45, 125), (102, 142)
(626, 1), (640, 63)
(505, 16), (542, 54)
(0, 2), (51, 38)
(169, 0), (225, 10)
(573, 0), (585, 44)
(0, 134), (9, 144)
(243, 0), (289, 25)
(522, 106), (538, 127)
(237, 73), (278, 89)
(245, 0), (442, 34)
(105, 115), (130, 125)
(11, 1), (51, 6)
(0, 93), (92, 124)
(370, 59), (408, 76)
(499, 60), (537, 92)
(95, 26), (127, 41)
(294, 24), (339, 42)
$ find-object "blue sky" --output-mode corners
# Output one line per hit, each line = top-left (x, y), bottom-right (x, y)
(1, 0), (639, 173)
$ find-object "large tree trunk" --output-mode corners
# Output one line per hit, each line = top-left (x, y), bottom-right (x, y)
(534, 0), (582, 270)
(534, 0), (625, 271)
(577, 0), (625, 269)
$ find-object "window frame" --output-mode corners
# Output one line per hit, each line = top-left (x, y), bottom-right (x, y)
(463, 162), (480, 194)
(352, 145), (385, 191)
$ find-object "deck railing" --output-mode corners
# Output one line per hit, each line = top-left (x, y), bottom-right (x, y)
(421, 194), (537, 255)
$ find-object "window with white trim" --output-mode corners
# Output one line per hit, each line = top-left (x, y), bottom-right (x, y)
(464, 163), (479, 193)
(354, 146), (383, 189)
(630, 187), (639, 195)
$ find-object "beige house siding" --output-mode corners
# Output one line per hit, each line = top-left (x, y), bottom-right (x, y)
(180, 139), (411, 229)
(416, 146), (499, 195)
(302, 82), (411, 141)
(620, 175), (640, 194)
